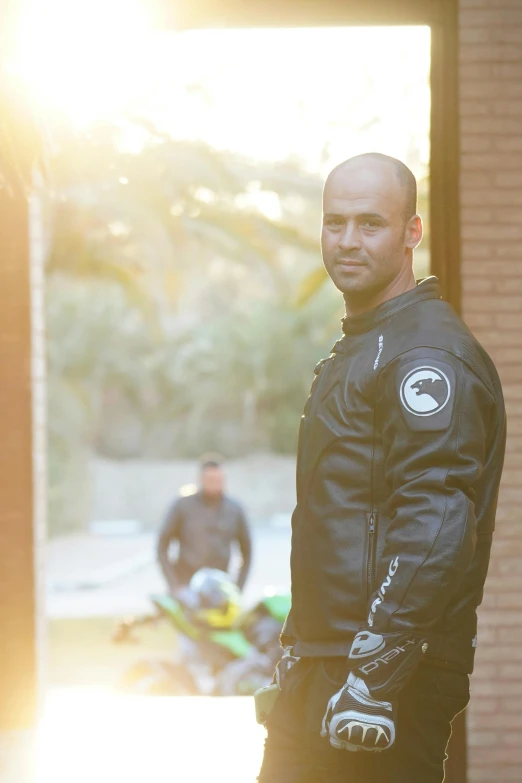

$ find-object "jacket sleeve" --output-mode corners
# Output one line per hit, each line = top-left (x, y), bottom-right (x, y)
(156, 500), (182, 589)
(367, 347), (495, 637)
(236, 506), (252, 591)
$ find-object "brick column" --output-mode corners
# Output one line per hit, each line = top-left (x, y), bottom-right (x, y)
(0, 183), (46, 781)
(459, 2), (522, 780)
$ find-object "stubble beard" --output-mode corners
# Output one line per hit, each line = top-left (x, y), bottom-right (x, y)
(340, 233), (408, 314)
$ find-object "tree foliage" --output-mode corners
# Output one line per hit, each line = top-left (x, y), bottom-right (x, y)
(46, 123), (341, 533)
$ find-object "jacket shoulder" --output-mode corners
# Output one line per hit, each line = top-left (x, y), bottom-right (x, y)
(223, 496), (245, 516)
(388, 299), (500, 391)
(175, 491), (198, 510)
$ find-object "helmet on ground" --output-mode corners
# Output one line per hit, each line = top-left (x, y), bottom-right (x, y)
(189, 568), (241, 629)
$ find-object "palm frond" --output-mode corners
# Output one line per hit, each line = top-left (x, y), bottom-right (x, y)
(294, 265), (328, 306)
(47, 240), (157, 324)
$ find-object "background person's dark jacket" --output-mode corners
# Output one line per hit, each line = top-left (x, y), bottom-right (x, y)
(157, 491), (252, 590)
(283, 277), (506, 675)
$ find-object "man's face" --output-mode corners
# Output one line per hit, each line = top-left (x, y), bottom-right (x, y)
(201, 466), (225, 498)
(321, 160), (421, 303)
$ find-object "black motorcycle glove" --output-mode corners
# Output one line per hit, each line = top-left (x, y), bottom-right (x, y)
(321, 629), (427, 752)
(274, 646), (300, 690)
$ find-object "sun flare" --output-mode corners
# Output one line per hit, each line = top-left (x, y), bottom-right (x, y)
(10, 8), (430, 175)
(12, 0), (152, 125)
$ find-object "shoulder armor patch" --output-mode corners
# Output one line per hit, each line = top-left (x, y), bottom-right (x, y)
(396, 358), (457, 431)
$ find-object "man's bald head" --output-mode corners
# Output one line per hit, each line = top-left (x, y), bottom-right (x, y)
(325, 153), (417, 224)
(321, 152), (423, 306)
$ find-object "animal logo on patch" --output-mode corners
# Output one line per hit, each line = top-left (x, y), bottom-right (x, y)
(400, 366), (451, 417)
(411, 377), (447, 405)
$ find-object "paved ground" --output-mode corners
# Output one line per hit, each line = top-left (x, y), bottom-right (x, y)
(46, 526), (291, 618)
(47, 533), (154, 592)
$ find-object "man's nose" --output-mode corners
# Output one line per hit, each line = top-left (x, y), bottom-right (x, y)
(338, 223), (362, 251)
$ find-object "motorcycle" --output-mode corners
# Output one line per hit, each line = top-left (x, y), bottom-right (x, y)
(113, 588), (290, 696)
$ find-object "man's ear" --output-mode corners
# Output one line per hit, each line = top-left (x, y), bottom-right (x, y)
(405, 215), (423, 250)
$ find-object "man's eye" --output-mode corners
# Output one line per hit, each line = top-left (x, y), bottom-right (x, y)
(363, 220), (380, 228)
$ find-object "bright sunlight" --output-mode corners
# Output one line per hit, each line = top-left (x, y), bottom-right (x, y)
(11, 0), (430, 175)
(12, 0), (152, 126)
(37, 691), (264, 783)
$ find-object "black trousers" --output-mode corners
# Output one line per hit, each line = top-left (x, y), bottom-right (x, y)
(258, 658), (469, 783)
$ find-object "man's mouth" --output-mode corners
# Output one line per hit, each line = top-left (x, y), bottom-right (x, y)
(336, 259), (366, 268)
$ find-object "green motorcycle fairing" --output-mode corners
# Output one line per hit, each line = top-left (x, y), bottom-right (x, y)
(151, 594), (254, 658)
(209, 629), (254, 658)
(151, 594), (202, 641)
(260, 594), (291, 624)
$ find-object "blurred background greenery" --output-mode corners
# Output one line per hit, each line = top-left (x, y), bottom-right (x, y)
(37, 27), (431, 535)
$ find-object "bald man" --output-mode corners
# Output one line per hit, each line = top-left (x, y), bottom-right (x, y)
(258, 154), (506, 783)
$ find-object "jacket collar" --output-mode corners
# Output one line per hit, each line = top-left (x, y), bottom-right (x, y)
(197, 490), (225, 506)
(340, 277), (442, 337)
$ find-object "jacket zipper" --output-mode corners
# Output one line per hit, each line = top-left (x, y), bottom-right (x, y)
(368, 370), (378, 599)
(367, 512), (376, 599)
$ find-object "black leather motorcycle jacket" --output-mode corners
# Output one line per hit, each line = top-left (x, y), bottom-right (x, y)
(157, 491), (252, 590)
(283, 278), (506, 675)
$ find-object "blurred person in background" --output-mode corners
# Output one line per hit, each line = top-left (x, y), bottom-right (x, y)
(258, 153), (506, 783)
(157, 456), (252, 595)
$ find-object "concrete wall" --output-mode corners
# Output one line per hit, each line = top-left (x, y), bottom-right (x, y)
(90, 453), (296, 530)
(459, 2), (522, 780)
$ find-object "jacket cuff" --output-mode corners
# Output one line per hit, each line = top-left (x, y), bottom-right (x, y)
(348, 629), (427, 700)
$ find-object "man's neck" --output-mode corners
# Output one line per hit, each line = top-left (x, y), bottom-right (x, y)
(202, 491), (222, 504)
(344, 269), (416, 318)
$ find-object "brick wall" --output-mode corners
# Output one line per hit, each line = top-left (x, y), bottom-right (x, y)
(459, 2), (522, 780)
(0, 184), (41, 780)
